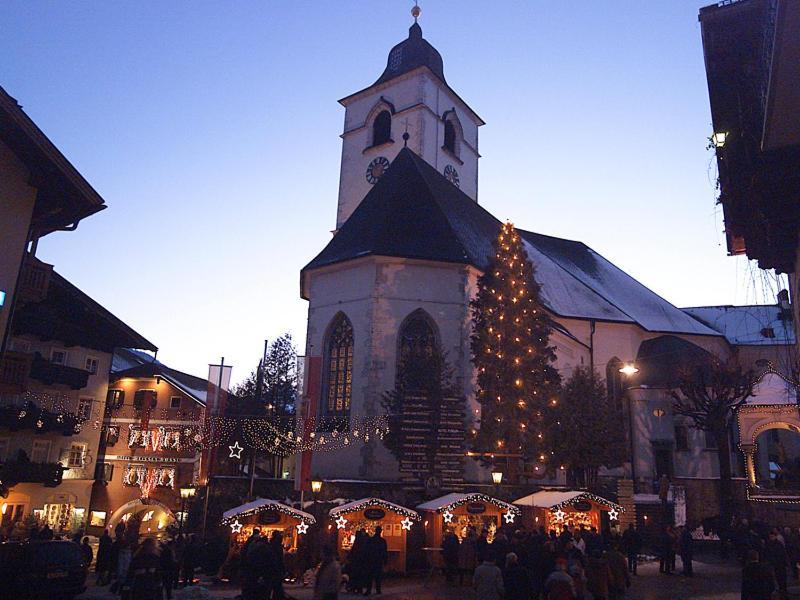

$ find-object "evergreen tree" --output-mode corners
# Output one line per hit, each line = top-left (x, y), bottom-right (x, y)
(229, 334), (298, 417)
(543, 366), (627, 488)
(470, 222), (560, 471)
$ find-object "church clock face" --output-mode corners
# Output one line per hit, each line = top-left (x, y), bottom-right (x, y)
(444, 164), (460, 188)
(366, 156), (390, 185)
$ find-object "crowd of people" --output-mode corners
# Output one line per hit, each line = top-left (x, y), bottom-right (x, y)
(439, 523), (638, 599)
(732, 518), (800, 600)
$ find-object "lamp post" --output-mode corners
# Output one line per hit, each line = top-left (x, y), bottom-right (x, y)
(179, 486), (196, 538)
(491, 470), (503, 499)
(619, 362), (640, 494)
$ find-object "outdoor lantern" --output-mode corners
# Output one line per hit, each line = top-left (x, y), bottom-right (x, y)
(619, 363), (639, 376)
(311, 479), (323, 494)
(491, 471), (503, 485)
(180, 486), (196, 500)
(711, 131), (728, 148)
(1, 503), (6, 515)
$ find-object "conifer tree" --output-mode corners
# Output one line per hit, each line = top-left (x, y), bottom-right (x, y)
(470, 221), (560, 470)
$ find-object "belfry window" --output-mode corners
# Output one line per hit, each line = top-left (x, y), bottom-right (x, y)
(372, 110), (392, 147)
(324, 314), (354, 416)
(443, 119), (456, 154)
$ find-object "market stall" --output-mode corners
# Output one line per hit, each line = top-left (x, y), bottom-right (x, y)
(417, 492), (521, 548)
(329, 497), (420, 573)
(221, 498), (315, 552)
(513, 490), (623, 534)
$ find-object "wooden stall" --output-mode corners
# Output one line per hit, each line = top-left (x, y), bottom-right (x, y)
(221, 498), (315, 553)
(417, 492), (521, 548)
(513, 490), (623, 534)
(329, 497), (420, 574)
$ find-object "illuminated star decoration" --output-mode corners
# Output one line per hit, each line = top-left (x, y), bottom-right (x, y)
(335, 515), (348, 530)
(608, 509), (619, 521)
(553, 509), (566, 521)
(400, 517), (414, 531)
(296, 521), (309, 534)
(230, 519), (243, 533)
(503, 511), (516, 524)
(442, 510), (454, 524)
(228, 441), (244, 459)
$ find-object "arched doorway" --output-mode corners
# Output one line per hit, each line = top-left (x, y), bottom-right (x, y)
(752, 423), (800, 490)
(107, 498), (176, 535)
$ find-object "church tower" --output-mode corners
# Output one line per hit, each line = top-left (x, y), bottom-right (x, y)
(334, 7), (484, 229)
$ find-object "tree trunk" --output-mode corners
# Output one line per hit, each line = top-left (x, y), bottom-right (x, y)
(715, 425), (734, 531)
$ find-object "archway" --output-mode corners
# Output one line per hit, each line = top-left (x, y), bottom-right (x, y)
(752, 424), (800, 490)
(107, 498), (176, 535)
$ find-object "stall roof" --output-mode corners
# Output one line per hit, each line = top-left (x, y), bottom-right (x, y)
(417, 492), (520, 515)
(513, 490), (623, 512)
(330, 497), (420, 519)
(221, 498), (316, 525)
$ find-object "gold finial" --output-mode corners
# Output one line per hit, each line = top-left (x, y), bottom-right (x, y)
(411, 2), (421, 22)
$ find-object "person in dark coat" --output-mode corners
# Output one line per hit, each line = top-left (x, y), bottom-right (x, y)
(347, 530), (368, 593)
(81, 536), (94, 566)
(476, 529), (490, 564)
(269, 530), (286, 599)
(363, 526), (388, 596)
(96, 529), (113, 584)
(127, 538), (162, 600)
(159, 541), (178, 600)
(679, 526), (694, 576)
(659, 526), (675, 574)
(764, 529), (788, 599)
(621, 524), (641, 575)
(181, 535), (200, 586)
(38, 524), (53, 540)
(503, 552), (532, 600)
(441, 530), (460, 583)
(242, 535), (276, 600)
(742, 549), (776, 600)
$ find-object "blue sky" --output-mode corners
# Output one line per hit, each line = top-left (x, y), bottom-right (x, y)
(1, 1), (773, 381)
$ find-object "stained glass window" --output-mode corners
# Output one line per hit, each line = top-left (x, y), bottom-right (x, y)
(399, 311), (436, 363)
(325, 315), (354, 416)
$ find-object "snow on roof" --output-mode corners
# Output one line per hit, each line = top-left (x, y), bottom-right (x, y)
(682, 305), (796, 346)
(221, 498), (315, 524)
(329, 497), (420, 519)
(513, 490), (622, 512)
(746, 370), (797, 405)
(416, 492), (520, 514)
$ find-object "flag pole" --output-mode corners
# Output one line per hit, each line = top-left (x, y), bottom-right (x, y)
(201, 356), (224, 538)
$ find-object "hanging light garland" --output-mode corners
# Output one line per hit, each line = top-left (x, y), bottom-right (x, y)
(329, 498), (421, 520)
(546, 492), (624, 514)
(221, 500), (316, 526)
(432, 493), (521, 517)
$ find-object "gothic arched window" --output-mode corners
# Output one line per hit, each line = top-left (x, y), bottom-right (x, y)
(324, 314), (354, 416)
(399, 310), (437, 363)
(372, 110), (392, 146)
(606, 357), (624, 411)
(443, 119), (456, 154)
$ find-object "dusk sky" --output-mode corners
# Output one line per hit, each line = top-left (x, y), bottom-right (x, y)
(1, 1), (780, 382)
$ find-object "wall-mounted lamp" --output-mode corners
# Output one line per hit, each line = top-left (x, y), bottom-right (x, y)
(711, 131), (728, 148)
(619, 363), (639, 376)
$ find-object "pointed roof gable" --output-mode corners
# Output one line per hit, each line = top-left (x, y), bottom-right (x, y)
(302, 149), (721, 338)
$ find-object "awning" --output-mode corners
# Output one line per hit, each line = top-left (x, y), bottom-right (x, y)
(221, 498), (316, 525)
(330, 497), (420, 520)
(513, 490), (623, 513)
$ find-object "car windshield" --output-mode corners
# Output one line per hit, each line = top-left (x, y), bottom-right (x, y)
(26, 542), (84, 566)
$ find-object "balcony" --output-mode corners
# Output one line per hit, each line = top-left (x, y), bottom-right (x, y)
(0, 460), (65, 487)
(16, 257), (53, 305)
(0, 352), (31, 393)
(29, 353), (89, 390)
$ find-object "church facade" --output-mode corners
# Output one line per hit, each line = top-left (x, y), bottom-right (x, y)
(298, 16), (795, 521)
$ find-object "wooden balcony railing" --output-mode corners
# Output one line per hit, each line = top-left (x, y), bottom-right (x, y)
(0, 351), (32, 393)
(17, 257), (53, 304)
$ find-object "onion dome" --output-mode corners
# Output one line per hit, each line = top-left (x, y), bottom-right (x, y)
(374, 22), (446, 86)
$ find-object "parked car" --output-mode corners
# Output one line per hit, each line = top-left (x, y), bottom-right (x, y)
(0, 540), (88, 599)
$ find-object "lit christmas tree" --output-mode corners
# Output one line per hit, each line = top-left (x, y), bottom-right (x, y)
(470, 221), (560, 476)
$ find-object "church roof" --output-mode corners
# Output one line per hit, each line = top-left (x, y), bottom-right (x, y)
(681, 304), (796, 346)
(374, 23), (446, 87)
(302, 148), (721, 337)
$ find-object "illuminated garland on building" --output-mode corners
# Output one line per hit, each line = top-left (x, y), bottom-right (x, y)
(429, 493), (521, 516)
(545, 492), (624, 513)
(329, 498), (421, 520)
(123, 465), (176, 497)
(221, 500), (316, 526)
(128, 425), (187, 451)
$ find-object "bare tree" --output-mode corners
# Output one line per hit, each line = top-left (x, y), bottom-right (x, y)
(670, 358), (755, 529)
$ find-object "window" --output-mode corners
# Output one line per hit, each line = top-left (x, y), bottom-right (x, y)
(10, 339), (31, 353)
(85, 356), (99, 375)
(372, 110), (391, 146)
(31, 440), (51, 463)
(397, 309), (438, 390)
(105, 425), (120, 447)
(77, 398), (93, 421)
(1, 504), (25, 527)
(50, 349), (68, 365)
(89, 510), (107, 527)
(324, 314), (354, 416)
(674, 425), (689, 451)
(67, 443), (86, 468)
(106, 389), (125, 409)
(444, 119), (456, 153)
(0, 438), (8, 462)
(170, 396), (182, 409)
(133, 389), (157, 410)
(704, 430), (718, 450)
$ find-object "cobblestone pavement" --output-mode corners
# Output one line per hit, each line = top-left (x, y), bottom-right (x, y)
(77, 555), (800, 599)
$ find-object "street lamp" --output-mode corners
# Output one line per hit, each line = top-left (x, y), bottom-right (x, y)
(178, 486), (196, 537)
(711, 131), (728, 148)
(311, 479), (323, 494)
(491, 471), (503, 485)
